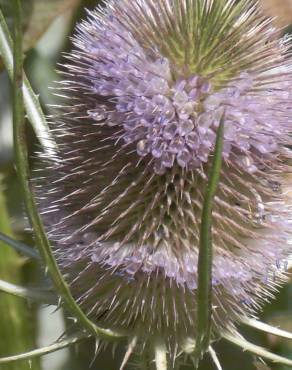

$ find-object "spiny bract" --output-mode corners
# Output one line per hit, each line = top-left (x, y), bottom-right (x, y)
(38, 0), (292, 365)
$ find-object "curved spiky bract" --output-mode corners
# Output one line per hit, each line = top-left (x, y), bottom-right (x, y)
(37, 0), (292, 365)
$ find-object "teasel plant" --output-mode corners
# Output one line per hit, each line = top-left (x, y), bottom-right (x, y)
(0, 0), (292, 369)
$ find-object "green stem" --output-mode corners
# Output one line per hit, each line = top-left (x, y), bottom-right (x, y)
(195, 114), (225, 362)
(10, 0), (123, 342)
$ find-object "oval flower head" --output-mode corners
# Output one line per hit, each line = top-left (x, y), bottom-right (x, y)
(39, 0), (292, 367)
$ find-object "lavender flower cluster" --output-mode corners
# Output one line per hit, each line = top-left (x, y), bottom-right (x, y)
(38, 0), (292, 361)
(84, 13), (290, 175)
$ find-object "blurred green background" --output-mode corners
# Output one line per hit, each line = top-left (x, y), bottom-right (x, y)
(0, 1), (291, 369)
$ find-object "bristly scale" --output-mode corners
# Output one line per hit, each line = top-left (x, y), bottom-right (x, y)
(37, 0), (292, 366)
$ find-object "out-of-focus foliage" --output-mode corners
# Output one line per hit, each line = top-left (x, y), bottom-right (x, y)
(0, 0), (81, 70)
(22, 0), (81, 51)
(0, 178), (40, 370)
(260, 0), (292, 26)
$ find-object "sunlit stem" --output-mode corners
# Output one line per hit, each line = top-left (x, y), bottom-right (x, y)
(0, 333), (90, 364)
(241, 316), (292, 340)
(154, 339), (168, 370)
(222, 331), (292, 366)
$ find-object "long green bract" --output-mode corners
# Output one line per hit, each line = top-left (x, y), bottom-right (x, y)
(9, 0), (124, 341)
(194, 114), (224, 365)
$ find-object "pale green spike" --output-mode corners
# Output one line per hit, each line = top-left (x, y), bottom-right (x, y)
(241, 317), (292, 340)
(0, 332), (90, 364)
(209, 346), (223, 370)
(222, 332), (292, 366)
(119, 336), (138, 370)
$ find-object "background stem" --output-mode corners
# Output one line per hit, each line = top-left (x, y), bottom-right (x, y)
(0, 179), (40, 370)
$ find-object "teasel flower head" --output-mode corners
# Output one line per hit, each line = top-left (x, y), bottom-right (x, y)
(38, 0), (292, 366)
